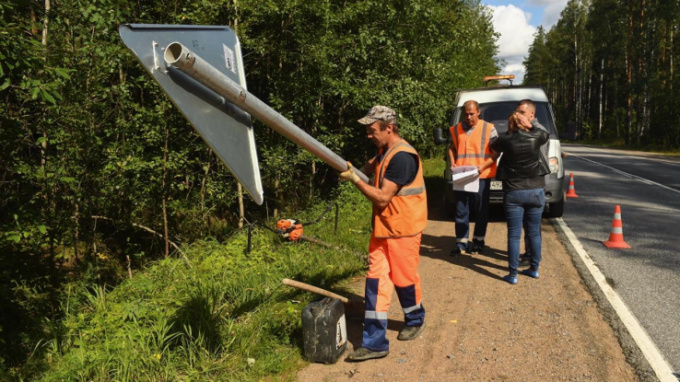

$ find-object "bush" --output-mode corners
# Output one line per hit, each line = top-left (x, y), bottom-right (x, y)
(24, 186), (371, 382)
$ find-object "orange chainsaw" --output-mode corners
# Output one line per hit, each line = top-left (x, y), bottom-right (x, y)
(246, 203), (338, 253)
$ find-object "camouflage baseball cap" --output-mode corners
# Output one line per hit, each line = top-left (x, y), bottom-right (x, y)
(358, 105), (398, 125)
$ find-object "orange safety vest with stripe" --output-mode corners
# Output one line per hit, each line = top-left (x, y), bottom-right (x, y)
(449, 120), (497, 179)
(372, 140), (427, 238)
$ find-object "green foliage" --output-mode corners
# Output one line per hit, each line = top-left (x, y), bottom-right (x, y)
(21, 185), (370, 381)
(421, 157), (447, 179)
(239, 0), (499, 184)
(0, 0), (498, 378)
(524, 0), (680, 148)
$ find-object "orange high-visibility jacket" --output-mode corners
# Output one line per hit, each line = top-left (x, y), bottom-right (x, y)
(372, 140), (427, 238)
(449, 120), (497, 179)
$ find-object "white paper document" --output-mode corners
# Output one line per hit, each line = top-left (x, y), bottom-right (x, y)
(451, 166), (479, 193)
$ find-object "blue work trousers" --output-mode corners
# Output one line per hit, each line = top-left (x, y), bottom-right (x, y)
(454, 178), (491, 245)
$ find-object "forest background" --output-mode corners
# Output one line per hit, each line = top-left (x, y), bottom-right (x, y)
(0, 0), (678, 380)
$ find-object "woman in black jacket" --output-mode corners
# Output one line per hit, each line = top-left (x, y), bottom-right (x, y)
(490, 104), (549, 285)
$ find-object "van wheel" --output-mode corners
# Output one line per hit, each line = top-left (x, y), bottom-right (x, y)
(547, 193), (566, 218)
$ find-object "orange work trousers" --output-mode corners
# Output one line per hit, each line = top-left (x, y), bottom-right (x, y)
(362, 232), (425, 351)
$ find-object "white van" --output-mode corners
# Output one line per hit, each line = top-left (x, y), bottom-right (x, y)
(434, 86), (566, 218)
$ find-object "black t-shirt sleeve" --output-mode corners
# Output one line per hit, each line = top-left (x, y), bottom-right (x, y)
(383, 152), (418, 186)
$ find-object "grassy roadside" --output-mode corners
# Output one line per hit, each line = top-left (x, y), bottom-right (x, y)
(17, 159), (448, 382)
(18, 183), (372, 382)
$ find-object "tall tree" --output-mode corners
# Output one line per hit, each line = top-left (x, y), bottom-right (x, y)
(523, 0), (680, 147)
(0, 0), (501, 371)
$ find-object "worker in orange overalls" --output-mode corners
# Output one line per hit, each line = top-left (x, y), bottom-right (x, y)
(338, 105), (427, 362)
(447, 100), (499, 255)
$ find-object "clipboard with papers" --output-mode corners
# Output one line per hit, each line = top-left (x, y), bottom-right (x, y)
(451, 166), (479, 193)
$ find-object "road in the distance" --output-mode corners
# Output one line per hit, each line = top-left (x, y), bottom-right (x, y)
(560, 143), (680, 375)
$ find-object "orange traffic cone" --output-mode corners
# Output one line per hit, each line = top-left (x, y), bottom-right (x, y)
(603, 205), (631, 249)
(566, 173), (578, 198)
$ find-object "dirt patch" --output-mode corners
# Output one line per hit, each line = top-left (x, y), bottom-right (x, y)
(296, 209), (641, 382)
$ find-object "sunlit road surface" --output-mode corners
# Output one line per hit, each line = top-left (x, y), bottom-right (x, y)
(559, 143), (680, 375)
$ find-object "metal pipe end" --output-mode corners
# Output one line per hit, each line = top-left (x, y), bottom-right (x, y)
(164, 42), (185, 67)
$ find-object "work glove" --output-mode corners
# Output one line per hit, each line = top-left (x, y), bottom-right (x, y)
(339, 161), (361, 184)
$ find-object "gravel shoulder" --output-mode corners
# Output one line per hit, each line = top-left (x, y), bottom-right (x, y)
(296, 206), (647, 382)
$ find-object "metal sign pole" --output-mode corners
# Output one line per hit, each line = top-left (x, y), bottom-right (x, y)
(163, 42), (369, 184)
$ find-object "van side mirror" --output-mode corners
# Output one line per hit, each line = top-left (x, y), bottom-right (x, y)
(433, 127), (449, 145)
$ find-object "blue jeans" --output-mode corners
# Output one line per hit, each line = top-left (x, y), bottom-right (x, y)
(523, 216), (540, 258)
(504, 188), (545, 276)
(454, 178), (491, 245)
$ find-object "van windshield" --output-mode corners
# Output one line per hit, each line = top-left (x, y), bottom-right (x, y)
(454, 101), (557, 136)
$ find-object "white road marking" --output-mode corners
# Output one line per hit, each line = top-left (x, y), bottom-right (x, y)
(569, 153), (680, 195)
(566, 147), (680, 167)
(553, 218), (677, 381)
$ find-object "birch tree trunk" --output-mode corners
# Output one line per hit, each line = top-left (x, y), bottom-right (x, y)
(625, 0), (634, 144)
(598, 57), (604, 139)
(636, 0), (647, 142)
(574, 34), (580, 137)
(162, 126), (170, 258)
(40, 0), (57, 260)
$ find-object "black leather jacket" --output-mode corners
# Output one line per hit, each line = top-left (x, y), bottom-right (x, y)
(490, 127), (549, 181)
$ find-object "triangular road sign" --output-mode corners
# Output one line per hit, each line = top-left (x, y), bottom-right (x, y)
(119, 24), (263, 205)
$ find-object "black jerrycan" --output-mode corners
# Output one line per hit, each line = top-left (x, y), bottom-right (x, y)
(302, 297), (347, 364)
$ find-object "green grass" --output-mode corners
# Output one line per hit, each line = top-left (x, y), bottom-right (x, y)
(22, 183), (372, 382)
(421, 156), (447, 205)
(422, 156), (447, 178)
(20, 161), (447, 382)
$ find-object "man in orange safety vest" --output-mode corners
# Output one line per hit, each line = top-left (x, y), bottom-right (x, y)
(447, 100), (499, 255)
(338, 105), (427, 362)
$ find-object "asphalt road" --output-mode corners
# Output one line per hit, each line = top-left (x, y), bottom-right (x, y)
(560, 143), (680, 375)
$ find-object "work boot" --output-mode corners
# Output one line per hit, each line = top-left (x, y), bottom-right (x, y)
(469, 239), (485, 254)
(347, 347), (389, 362)
(398, 322), (425, 341)
(450, 243), (467, 256)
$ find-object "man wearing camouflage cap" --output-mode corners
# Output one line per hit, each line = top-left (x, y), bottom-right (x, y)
(339, 105), (427, 361)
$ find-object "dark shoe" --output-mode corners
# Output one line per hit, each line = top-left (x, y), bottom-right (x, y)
(469, 239), (485, 254)
(347, 347), (389, 362)
(398, 322), (425, 341)
(502, 274), (518, 285)
(522, 268), (539, 279)
(519, 254), (531, 267)
(450, 244), (466, 256)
